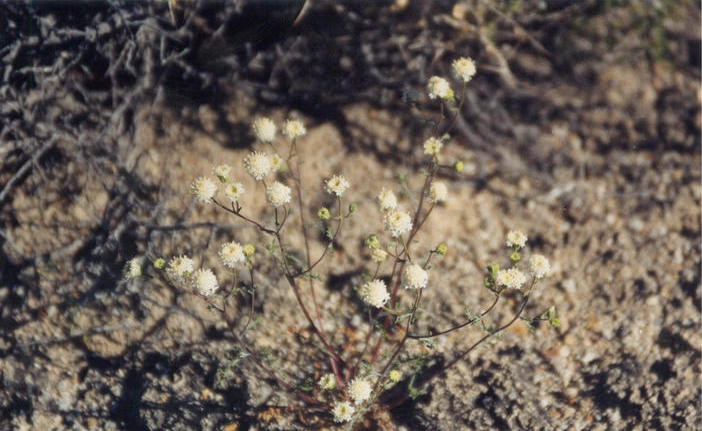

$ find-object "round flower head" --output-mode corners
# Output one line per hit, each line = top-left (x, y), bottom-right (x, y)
(495, 268), (527, 290)
(224, 182), (245, 202)
(193, 268), (218, 296)
(427, 76), (453, 100)
(123, 257), (142, 279)
(359, 279), (390, 308)
(332, 401), (355, 423)
(452, 57), (477, 82)
(219, 241), (245, 268)
(423, 137), (443, 156)
(283, 119), (306, 139)
(402, 263), (428, 289)
(244, 152), (272, 181)
(242, 244), (255, 257)
(153, 258), (166, 270)
(325, 174), (350, 197)
(384, 209), (412, 238)
(528, 254), (551, 279)
(318, 373), (336, 390)
(318, 207), (330, 220)
(371, 248), (387, 263)
(388, 369), (402, 383)
(376, 187), (397, 211)
(266, 181), (291, 207)
(348, 378), (372, 405)
(252, 117), (276, 142)
(213, 164), (231, 183)
(167, 255), (195, 281)
(428, 181), (448, 203)
(505, 230), (528, 248)
(191, 177), (217, 203)
(269, 153), (284, 172)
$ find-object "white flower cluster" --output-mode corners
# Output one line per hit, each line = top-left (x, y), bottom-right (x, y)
(325, 174), (350, 197)
(266, 181), (291, 207)
(429, 181), (448, 203)
(495, 267), (527, 290)
(219, 241), (245, 268)
(423, 137), (443, 156)
(505, 230), (528, 248)
(123, 258), (142, 279)
(318, 373), (336, 390)
(359, 279), (390, 308)
(192, 268), (219, 296)
(376, 188), (397, 211)
(427, 76), (453, 100)
(252, 117), (276, 142)
(167, 255), (195, 281)
(348, 378), (372, 404)
(402, 263), (428, 289)
(213, 164), (231, 183)
(384, 209), (412, 238)
(452, 57), (476, 82)
(427, 57), (476, 101)
(224, 182), (245, 202)
(370, 248), (387, 263)
(191, 177), (217, 203)
(333, 401), (355, 423)
(244, 152), (272, 181)
(528, 254), (551, 279)
(283, 119), (306, 139)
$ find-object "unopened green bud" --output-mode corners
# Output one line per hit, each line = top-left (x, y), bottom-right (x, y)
(388, 369), (402, 383)
(509, 250), (520, 263)
(436, 242), (448, 255)
(318, 207), (330, 220)
(487, 264), (499, 277)
(243, 244), (255, 257)
(454, 161), (464, 173)
(365, 235), (380, 249)
(153, 258), (166, 270)
(348, 203), (357, 214)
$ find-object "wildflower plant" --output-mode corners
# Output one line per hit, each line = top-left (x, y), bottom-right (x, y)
(124, 57), (557, 427)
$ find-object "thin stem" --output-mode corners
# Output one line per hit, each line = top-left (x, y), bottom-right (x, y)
(165, 271), (327, 407)
(291, 141), (325, 333)
(441, 80), (467, 136)
(385, 282), (536, 409)
(371, 288), (423, 396)
(212, 198), (276, 235)
(275, 233), (345, 366)
(407, 293), (500, 339)
(291, 197), (344, 278)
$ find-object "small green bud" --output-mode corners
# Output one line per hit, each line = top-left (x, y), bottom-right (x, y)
(487, 264), (499, 277)
(388, 369), (402, 383)
(348, 202), (357, 214)
(509, 250), (520, 263)
(550, 318), (560, 328)
(484, 276), (494, 288)
(153, 258), (166, 270)
(365, 234), (380, 249)
(243, 244), (255, 257)
(454, 160), (464, 173)
(318, 207), (330, 220)
(436, 242), (448, 256)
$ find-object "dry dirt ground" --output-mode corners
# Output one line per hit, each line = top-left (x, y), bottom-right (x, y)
(1, 1), (700, 430)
